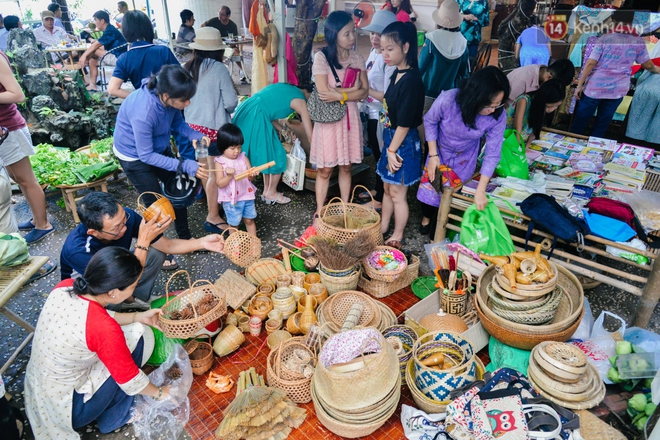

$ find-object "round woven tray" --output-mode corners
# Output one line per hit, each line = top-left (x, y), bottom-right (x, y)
(475, 291), (583, 351)
(533, 346), (585, 383)
(491, 276), (551, 300)
(476, 265), (583, 335)
(528, 352), (591, 394)
(487, 283), (556, 311)
(540, 341), (587, 373)
(495, 261), (558, 295)
(245, 258), (287, 285)
(528, 360), (605, 410)
(326, 291), (380, 328)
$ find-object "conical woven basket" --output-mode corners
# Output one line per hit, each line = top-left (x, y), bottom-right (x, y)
(213, 324), (245, 356)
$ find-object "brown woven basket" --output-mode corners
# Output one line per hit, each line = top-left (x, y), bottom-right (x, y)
(136, 191), (176, 222)
(359, 255), (420, 299)
(477, 265), (584, 334)
(159, 270), (227, 339)
(185, 335), (214, 375)
(214, 270), (256, 310)
(305, 167), (339, 180)
(475, 292), (583, 350)
(362, 246), (408, 282)
(316, 186), (383, 246)
(221, 228), (262, 268)
(266, 337), (315, 403)
(319, 267), (361, 295)
(308, 283), (329, 304)
(247, 295), (273, 320)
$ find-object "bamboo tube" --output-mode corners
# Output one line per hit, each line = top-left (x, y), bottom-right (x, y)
(282, 248), (292, 273)
(254, 264), (271, 282)
(235, 161), (276, 181)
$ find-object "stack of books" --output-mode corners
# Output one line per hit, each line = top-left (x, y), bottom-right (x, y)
(545, 175), (574, 200)
(602, 143), (653, 191)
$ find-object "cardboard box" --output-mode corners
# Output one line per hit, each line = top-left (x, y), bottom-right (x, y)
(405, 290), (489, 353)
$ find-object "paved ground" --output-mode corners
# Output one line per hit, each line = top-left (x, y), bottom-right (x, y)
(3, 34), (659, 439)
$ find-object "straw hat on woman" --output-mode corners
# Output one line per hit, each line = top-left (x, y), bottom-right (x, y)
(185, 27), (239, 235)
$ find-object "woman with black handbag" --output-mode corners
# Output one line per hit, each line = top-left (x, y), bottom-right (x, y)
(309, 10), (369, 215)
(114, 65), (209, 259)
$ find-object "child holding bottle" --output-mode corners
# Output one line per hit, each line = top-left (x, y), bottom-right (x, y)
(214, 123), (259, 236)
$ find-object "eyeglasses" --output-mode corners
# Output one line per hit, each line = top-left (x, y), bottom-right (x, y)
(101, 211), (130, 237)
(483, 103), (505, 110)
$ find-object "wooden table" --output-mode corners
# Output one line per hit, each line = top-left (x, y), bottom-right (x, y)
(46, 44), (88, 70)
(223, 37), (253, 83)
(0, 256), (49, 375)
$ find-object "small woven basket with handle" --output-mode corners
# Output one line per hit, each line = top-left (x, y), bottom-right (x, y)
(136, 191), (176, 222)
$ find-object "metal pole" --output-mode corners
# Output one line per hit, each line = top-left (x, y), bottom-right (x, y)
(160, 0), (173, 50)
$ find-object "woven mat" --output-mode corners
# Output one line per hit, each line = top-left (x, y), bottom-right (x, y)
(575, 410), (626, 440)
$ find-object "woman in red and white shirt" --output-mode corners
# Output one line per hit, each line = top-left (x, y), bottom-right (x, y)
(25, 247), (169, 439)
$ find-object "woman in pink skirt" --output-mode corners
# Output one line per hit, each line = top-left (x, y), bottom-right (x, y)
(310, 11), (369, 214)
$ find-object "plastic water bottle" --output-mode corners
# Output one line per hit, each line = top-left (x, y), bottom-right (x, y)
(196, 138), (209, 160)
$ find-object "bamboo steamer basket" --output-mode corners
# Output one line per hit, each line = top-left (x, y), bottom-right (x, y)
(308, 283), (328, 305)
(271, 288), (296, 319)
(213, 324), (245, 356)
(245, 258), (287, 285)
(476, 265), (584, 334)
(362, 246), (408, 282)
(222, 228), (262, 268)
(137, 191), (176, 222)
(267, 330), (292, 350)
(184, 335), (214, 375)
(316, 187), (384, 246)
(158, 270), (227, 339)
(495, 261), (559, 296)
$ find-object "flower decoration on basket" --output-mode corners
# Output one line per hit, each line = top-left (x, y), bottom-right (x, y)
(364, 246), (408, 282)
(159, 270), (227, 339)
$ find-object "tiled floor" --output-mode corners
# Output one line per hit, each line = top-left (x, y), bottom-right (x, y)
(186, 286), (427, 440)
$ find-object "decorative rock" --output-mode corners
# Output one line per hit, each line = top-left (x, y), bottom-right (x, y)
(22, 71), (53, 96)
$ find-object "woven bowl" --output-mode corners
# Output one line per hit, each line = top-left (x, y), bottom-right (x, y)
(326, 290), (380, 328)
(477, 265), (583, 335)
(308, 283), (328, 305)
(267, 330), (292, 350)
(286, 312), (303, 335)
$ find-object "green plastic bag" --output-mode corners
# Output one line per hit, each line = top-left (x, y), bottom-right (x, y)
(495, 129), (529, 179)
(0, 233), (29, 267)
(147, 296), (184, 365)
(459, 201), (516, 256)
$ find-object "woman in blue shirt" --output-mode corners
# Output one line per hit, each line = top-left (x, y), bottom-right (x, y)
(457, 0), (490, 59)
(114, 65), (209, 242)
(108, 10), (179, 99)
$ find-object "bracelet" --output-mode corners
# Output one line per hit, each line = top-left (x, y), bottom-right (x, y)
(135, 245), (149, 251)
(429, 154), (438, 157)
(388, 149), (397, 154)
(340, 92), (348, 104)
(154, 386), (162, 400)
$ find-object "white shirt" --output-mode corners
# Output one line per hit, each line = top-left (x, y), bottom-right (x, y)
(33, 24), (69, 47)
(365, 48), (396, 120)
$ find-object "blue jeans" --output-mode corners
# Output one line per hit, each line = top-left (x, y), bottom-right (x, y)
(570, 94), (623, 138)
(71, 338), (144, 433)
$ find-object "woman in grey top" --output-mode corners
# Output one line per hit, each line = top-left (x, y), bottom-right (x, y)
(184, 27), (238, 233)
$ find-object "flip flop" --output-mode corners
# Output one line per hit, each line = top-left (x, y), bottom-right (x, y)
(355, 190), (374, 202)
(162, 255), (179, 271)
(385, 238), (406, 251)
(204, 221), (229, 234)
(261, 192), (291, 205)
(23, 259), (57, 286)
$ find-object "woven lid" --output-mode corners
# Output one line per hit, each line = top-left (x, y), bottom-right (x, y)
(419, 310), (468, 333)
(184, 339), (199, 355)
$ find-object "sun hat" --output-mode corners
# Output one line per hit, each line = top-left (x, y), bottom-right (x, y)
(41, 10), (55, 19)
(432, 0), (463, 29)
(362, 10), (397, 34)
(189, 27), (229, 51)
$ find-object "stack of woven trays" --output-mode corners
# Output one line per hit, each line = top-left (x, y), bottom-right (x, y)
(315, 290), (397, 333)
(311, 331), (400, 438)
(475, 265), (584, 350)
(528, 342), (605, 410)
(404, 331), (482, 414)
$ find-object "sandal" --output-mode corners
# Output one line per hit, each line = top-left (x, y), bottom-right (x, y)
(261, 192), (291, 205)
(0, 126), (8, 146)
(162, 255), (179, 271)
(204, 221), (229, 234)
(23, 259), (57, 286)
(355, 190), (374, 202)
(385, 238), (406, 250)
(18, 219), (36, 231)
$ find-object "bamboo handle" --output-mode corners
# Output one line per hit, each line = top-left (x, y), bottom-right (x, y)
(282, 248), (292, 273)
(235, 161), (276, 181)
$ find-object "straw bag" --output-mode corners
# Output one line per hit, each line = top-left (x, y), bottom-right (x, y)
(267, 337), (315, 403)
(184, 335), (214, 375)
(316, 186), (383, 246)
(222, 228), (262, 268)
(136, 191), (176, 222)
(158, 270), (227, 339)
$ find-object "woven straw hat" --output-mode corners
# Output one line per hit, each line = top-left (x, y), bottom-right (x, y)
(189, 27), (229, 51)
(432, 0), (463, 29)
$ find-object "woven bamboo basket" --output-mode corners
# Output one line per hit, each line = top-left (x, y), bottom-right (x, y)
(303, 273), (322, 291)
(265, 318), (282, 335)
(537, 341), (587, 376)
(267, 330), (292, 350)
(305, 167), (338, 180)
(475, 293), (583, 350)
(477, 265), (584, 335)
(213, 270), (256, 310)
(222, 228), (262, 268)
(359, 255), (420, 299)
(528, 357), (605, 409)
(316, 188), (383, 246)
(266, 337), (316, 403)
(319, 267), (361, 295)
(245, 258), (287, 285)
(184, 335), (214, 375)
(247, 295), (273, 320)
(308, 283), (329, 304)
(159, 270), (227, 339)
(490, 287), (563, 325)
(257, 282), (276, 296)
(287, 312), (303, 335)
(383, 325), (417, 380)
(529, 347), (590, 392)
(136, 191), (176, 222)
(213, 324), (245, 356)
(363, 246), (408, 282)
(326, 290), (380, 328)
(487, 283), (556, 311)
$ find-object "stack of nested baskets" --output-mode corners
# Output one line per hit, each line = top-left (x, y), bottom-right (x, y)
(316, 290), (398, 333)
(406, 332), (479, 414)
(271, 288), (297, 319)
(266, 337), (316, 403)
(382, 325), (417, 380)
(476, 265), (584, 350)
(311, 331), (400, 438)
(527, 342), (605, 409)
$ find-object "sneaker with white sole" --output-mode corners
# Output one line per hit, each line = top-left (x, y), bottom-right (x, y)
(120, 298), (151, 311)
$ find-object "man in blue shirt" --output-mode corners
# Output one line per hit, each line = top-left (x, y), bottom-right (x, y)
(47, 3), (65, 29)
(60, 192), (225, 309)
(78, 10), (127, 91)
